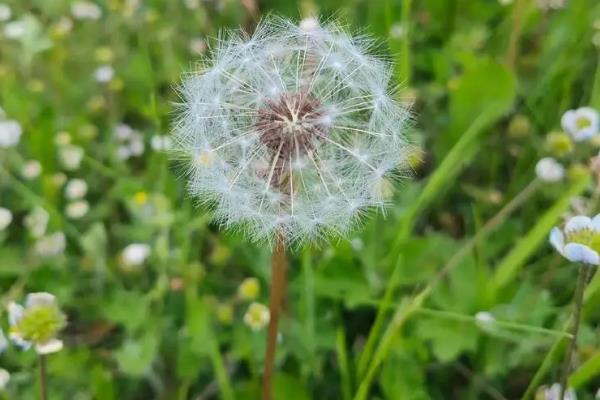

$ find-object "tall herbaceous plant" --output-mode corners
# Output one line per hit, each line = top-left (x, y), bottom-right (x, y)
(171, 16), (413, 399)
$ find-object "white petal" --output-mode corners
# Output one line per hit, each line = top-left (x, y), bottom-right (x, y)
(26, 292), (56, 307)
(565, 215), (593, 233)
(35, 339), (63, 355)
(561, 110), (577, 133)
(7, 302), (24, 326)
(592, 214), (600, 232)
(9, 332), (31, 350)
(564, 243), (600, 265)
(0, 329), (7, 354)
(549, 227), (565, 255)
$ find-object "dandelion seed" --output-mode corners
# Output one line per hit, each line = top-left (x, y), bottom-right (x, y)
(21, 160), (42, 180)
(64, 178), (88, 199)
(535, 157), (565, 183)
(0, 207), (12, 231)
(172, 17), (413, 244)
(243, 302), (270, 331)
(0, 119), (22, 148)
(550, 215), (600, 265)
(561, 107), (599, 142)
(8, 293), (66, 354)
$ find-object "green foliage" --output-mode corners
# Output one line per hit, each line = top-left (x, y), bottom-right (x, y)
(1, 0), (600, 399)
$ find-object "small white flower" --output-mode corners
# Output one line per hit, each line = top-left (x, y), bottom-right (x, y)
(535, 0), (567, 10)
(541, 383), (577, 400)
(64, 178), (88, 199)
(121, 243), (151, 267)
(71, 1), (102, 20)
(115, 123), (133, 140)
(3, 20), (25, 39)
(0, 120), (22, 148)
(0, 368), (9, 390)
(34, 232), (66, 257)
(8, 293), (66, 355)
(59, 144), (84, 170)
(21, 160), (42, 180)
(550, 214), (600, 265)
(0, 4), (11, 22)
(243, 302), (270, 331)
(561, 107), (599, 142)
(94, 65), (114, 83)
(535, 157), (565, 182)
(0, 207), (12, 231)
(474, 311), (496, 330)
(150, 135), (172, 151)
(0, 329), (8, 353)
(24, 207), (49, 238)
(129, 137), (144, 156)
(65, 200), (89, 219)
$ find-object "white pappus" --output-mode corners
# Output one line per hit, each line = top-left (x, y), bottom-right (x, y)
(172, 17), (414, 244)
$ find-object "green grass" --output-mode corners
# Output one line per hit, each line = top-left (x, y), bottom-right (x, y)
(2, 0), (600, 399)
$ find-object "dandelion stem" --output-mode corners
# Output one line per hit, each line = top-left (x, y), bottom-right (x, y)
(559, 265), (591, 400)
(262, 232), (288, 400)
(38, 354), (48, 400)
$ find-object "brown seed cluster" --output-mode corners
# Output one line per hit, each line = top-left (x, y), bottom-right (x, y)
(255, 91), (329, 163)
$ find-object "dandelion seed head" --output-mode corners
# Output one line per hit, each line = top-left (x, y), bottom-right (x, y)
(172, 17), (413, 244)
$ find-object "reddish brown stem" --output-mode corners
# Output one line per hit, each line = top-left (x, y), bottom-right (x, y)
(262, 232), (288, 400)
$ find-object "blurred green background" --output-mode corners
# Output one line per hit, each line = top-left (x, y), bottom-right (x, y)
(2, 0), (600, 399)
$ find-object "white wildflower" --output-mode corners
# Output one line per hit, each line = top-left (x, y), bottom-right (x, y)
(0, 369), (8, 390)
(21, 160), (42, 180)
(64, 178), (88, 199)
(561, 107), (599, 142)
(535, 0), (567, 10)
(0, 207), (12, 231)
(24, 207), (49, 238)
(71, 1), (102, 20)
(0, 329), (7, 353)
(114, 124), (144, 159)
(59, 144), (84, 170)
(172, 17), (413, 244)
(121, 243), (151, 267)
(550, 214), (600, 265)
(539, 383), (577, 400)
(94, 65), (114, 83)
(474, 311), (496, 330)
(8, 293), (66, 355)
(0, 4), (11, 22)
(535, 157), (565, 182)
(34, 232), (66, 257)
(0, 120), (22, 148)
(3, 20), (25, 39)
(150, 135), (172, 151)
(243, 302), (270, 331)
(65, 200), (89, 219)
